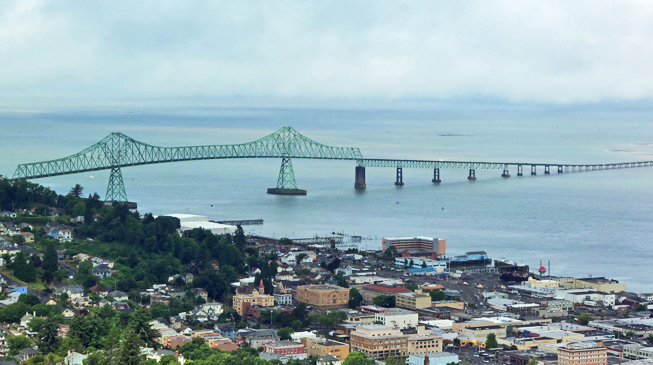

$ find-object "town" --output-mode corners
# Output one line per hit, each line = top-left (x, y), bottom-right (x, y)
(0, 181), (651, 365)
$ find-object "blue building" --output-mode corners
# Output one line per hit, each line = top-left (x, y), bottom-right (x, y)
(448, 251), (490, 266)
(7, 285), (28, 294)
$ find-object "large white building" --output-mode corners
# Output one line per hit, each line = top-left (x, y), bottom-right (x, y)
(375, 308), (419, 329)
(165, 214), (237, 235)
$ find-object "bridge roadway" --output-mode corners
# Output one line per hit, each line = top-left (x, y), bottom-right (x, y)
(356, 159), (653, 186)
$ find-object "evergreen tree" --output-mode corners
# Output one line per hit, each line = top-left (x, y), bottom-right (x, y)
(117, 327), (145, 365)
(69, 184), (84, 198)
(485, 333), (498, 349)
(42, 243), (58, 273)
(131, 307), (160, 349)
(37, 317), (60, 354)
(12, 251), (36, 282)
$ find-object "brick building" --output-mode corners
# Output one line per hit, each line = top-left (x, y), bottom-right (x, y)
(232, 290), (274, 315)
(558, 342), (607, 365)
(263, 341), (308, 360)
(297, 285), (349, 309)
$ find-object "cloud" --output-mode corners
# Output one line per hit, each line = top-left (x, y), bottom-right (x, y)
(0, 0), (652, 104)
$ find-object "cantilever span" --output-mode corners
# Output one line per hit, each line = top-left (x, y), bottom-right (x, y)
(12, 127), (363, 200)
(10, 126), (653, 201)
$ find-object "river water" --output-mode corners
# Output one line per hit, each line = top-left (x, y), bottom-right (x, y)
(1, 104), (652, 292)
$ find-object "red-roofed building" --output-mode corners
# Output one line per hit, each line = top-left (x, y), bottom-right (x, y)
(360, 283), (411, 304)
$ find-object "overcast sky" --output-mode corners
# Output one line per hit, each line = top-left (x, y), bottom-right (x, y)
(2, 0), (653, 105)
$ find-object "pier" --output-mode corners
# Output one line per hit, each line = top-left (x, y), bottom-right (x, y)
(213, 219), (263, 226)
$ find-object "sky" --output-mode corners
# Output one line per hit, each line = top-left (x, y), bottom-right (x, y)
(1, 0), (653, 106)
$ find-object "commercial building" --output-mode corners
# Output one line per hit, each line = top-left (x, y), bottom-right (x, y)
(572, 277), (626, 293)
(396, 289), (432, 310)
(232, 290), (274, 315)
(263, 341), (308, 360)
(350, 325), (408, 360)
(382, 237), (446, 255)
(360, 283), (411, 304)
(406, 327), (443, 355)
(375, 308), (419, 329)
(559, 289), (616, 307)
(302, 337), (350, 361)
(557, 342), (607, 365)
(448, 251), (490, 266)
(297, 285), (349, 309)
(165, 213), (237, 235)
(408, 352), (458, 365)
(624, 344), (653, 360)
(394, 257), (447, 271)
(345, 311), (377, 324)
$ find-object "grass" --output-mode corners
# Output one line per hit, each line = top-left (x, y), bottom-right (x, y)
(1, 270), (46, 290)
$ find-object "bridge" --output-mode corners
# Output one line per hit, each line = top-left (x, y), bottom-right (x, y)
(10, 126), (653, 201)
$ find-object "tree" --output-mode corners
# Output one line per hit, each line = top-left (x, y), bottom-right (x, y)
(277, 327), (294, 341)
(38, 317), (61, 354)
(12, 251), (36, 282)
(403, 258), (408, 268)
(384, 246), (398, 258)
(409, 259), (414, 268)
(117, 327), (145, 365)
(373, 295), (395, 308)
(293, 302), (308, 320)
(327, 258), (341, 272)
(636, 304), (647, 311)
(295, 253), (308, 266)
(453, 338), (461, 347)
(485, 333), (498, 349)
(577, 313), (592, 326)
(527, 357), (538, 365)
(337, 276), (349, 288)
(18, 293), (41, 306)
(42, 242), (58, 273)
(349, 288), (363, 309)
(343, 352), (375, 365)
(421, 260), (427, 268)
(131, 307), (160, 349)
(647, 333), (653, 344)
(386, 356), (407, 365)
(69, 184), (84, 198)
(429, 290), (446, 301)
(7, 335), (32, 356)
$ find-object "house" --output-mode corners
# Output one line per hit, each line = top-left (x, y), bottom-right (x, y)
(48, 227), (72, 242)
(20, 312), (35, 328)
(0, 212), (17, 219)
(6, 292), (22, 304)
(89, 285), (109, 297)
(318, 354), (342, 365)
(280, 251), (317, 265)
(18, 347), (41, 362)
(7, 285), (27, 294)
(216, 323), (236, 340)
(274, 293), (294, 306)
(62, 308), (80, 320)
(41, 297), (57, 306)
(0, 222), (17, 234)
(191, 288), (208, 302)
(108, 290), (128, 302)
(18, 232), (34, 243)
(200, 302), (224, 316)
(275, 271), (295, 281)
(64, 351), (88, 365)
(66, 285), (84, 300)
(181, 272), (194, 282)
(92, 264), (112, 278)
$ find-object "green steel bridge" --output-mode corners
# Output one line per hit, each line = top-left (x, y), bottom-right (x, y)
(10, 126), (653, 201)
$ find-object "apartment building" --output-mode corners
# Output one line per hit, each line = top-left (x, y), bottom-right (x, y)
(297, 285), (349, 309)
(382, 237), (446, 254)
(406, 327), (443, 355)
(375, 308), (419, 329)
(558, 342), (607, 365)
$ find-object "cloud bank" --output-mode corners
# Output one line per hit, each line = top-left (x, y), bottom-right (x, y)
(1, 0), (652, 104)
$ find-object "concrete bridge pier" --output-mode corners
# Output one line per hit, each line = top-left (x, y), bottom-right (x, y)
(468, 169), (477, 180)
(558, 166), (563, 174)
(531, 165), (537, 175)
(432, 168), (441, 183)
(517, 165), (523, 176)
(355, 166), (366, 189)
(395, 167), (404, 186)
(544, 165), (550, 175)
(501, 169), (510, 178)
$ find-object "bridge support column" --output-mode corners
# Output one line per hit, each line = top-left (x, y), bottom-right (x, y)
(531, 165), (537, 175)
(355, 166), (366, 189)
(468, 169), (476, 181)
(395, 167), (404, 186)
(268, 157), (307, 195)
(501, 169), (510, 178)
(544, 165), (550, 175)
(558, 166), (563, 174)
(432, 168), (441, 183)
(106, 167), (128, 202)
(517, 165), (523, 176)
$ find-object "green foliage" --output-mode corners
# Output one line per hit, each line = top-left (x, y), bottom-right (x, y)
(12, 251), (37, 282)
(7, 335), (32, 356)
(349, 288), (363, 309)
(42, 242), (59, 273)
(429, 290), (446, 301)
(0, 302), (31, 323)
(295, 253), (307, 265)
(337, 275), (349, 288)
(69, 184), (84, 198)
(118, 327), (145, 365)
(577, 313), (592, 325)
(384, 246), (399, 258)
(131, 307), (161, 349)
(18, 293), (41, 306)
(636, 304), (647, 311)
(485, 333), (498, 349)
(342, 352), (375, 365)
(277, 327), (294, 340)
(527, 357), (538, 365)
(37, 317), (61, 353)
(386, 356), (407, 365)
(326, 258), (341, 272)
(0, 179), (57, 211)
(372, 295), (396, 308)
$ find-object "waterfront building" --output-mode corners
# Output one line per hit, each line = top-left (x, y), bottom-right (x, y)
(382, 237), (446, 255)
(394, 257), (447, 271)
(232, 290), (274, 315)
(296, 284), (349, 309)
(558, 342), (607, 365)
